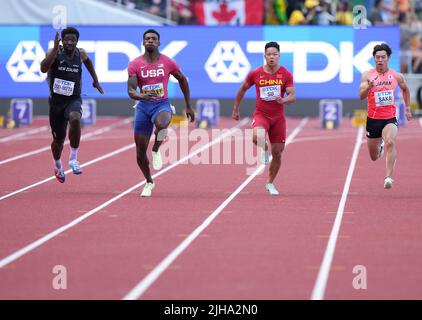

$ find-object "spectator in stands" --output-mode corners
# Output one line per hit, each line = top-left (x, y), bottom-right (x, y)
(414, 0), (422, 20)
(398, 10), (422, 73)
(369, 0), (393, 25)
(135, 0), (166, 17)
(399, 10), (415, 72)
(380, 0), (397, 23)
(266, 0), (289, 24)
(315, 0), (336, 25)
(336, 0), (354, 25)
(112, 0), (136, 9)
(171, 0), (193, 24)
(288, 1), (317, 25)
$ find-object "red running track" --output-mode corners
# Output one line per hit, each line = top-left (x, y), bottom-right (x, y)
(0, 116), (421, 299)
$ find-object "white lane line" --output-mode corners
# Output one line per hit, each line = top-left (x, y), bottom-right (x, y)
(311, 126), (364, 300)
(0, 126), (49, 143)
(291, 135), (354, 144)
(0, 118), (250, 269)
(122, 117), (309, 300)
(0, 118), (132, 165)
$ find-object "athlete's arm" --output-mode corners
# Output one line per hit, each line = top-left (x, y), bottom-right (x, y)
(80, 48), (104, 94)
(172, 70), (195, 122)
(127, 75), (159, 101)
(359, 71), (375, 100)
(232, 81), (253, 120)
(397, 72), (412, 121)
(277, 86), (296, 105)
(40, 32), (60, 73)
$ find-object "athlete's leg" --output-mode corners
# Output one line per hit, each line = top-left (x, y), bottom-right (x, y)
(152, 110), (172, 152)
(49, 101), (66, 161)
(68, 111), (82, 149)
(268, 142), (285, 183)
(49, 102), (67, 182)
(382, 123), (398, 178)
(67, 102), (83, 174)
(366, 117), (383, 161)
(134, 105), (154, 183)
(252, 126), (269, 151)
(253, 126), (270, 165)
(51, 136), (65, 161)
(64, 99), (83, 174)
(367, 137), (383, 161)
(134, 133), (153, 183)
(267, 116), (286, 184)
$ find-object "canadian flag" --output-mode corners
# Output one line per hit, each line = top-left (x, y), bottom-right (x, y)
(193, 0), (264, 25)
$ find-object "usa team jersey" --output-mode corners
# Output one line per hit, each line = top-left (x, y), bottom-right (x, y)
(128, 54), (179, 100)
(367, 68), (398, 119)
(246, 66), (294, 116)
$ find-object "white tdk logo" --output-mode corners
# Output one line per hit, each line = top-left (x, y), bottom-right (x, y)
(205, 41), (251, 83)
(7, 41), (47, 82)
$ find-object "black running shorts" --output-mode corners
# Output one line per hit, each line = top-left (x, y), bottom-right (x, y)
(366, 117), (398, 139)
(49, 97), (82, 140)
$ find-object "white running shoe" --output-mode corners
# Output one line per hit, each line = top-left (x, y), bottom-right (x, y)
(378, 140), (385, 159)
(261, 148), (270, 165)
(265, 183), (279, 196)
(54, 167), (65, 183)
(141, 182), (155, 197)
(152, 150), (163, 170)
(68, 160), (82, 174)
(384, 176), (394, 189)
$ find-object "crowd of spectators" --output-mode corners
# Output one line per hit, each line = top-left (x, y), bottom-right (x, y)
(109, 0), (422, 73)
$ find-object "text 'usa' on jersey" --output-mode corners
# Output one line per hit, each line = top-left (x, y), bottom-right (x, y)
(128, 54), (179, 100)
(48, 46), (82, 99)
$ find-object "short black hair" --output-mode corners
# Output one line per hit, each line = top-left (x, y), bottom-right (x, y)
(265, 41), (280, 52)
(61, 27), (79, 41)
(373, 43), (392, 57)
(143, 29), (160, 40)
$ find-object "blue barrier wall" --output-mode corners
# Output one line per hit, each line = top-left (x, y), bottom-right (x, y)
(0, 25), (399, 99)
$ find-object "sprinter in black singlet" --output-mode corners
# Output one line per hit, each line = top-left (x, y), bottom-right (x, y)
(40, 27), (104, 183)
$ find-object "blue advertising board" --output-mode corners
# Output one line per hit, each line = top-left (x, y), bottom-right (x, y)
(197, 99), (220, 126)
(0, 25), (399, 99)
(10, 98), (33, 125)
(81, 99), (96, 126)
(319, 99), (342, 129)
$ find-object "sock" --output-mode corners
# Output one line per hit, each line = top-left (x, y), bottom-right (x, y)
(69, 147), (78, 161)
(54, 159), (63, 170)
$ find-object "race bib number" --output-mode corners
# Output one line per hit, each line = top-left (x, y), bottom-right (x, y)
(142, 83), (164, 97)
(53, 78), (75, 96)
(374, 90), (394, 107)
(259, 85), (281, 101)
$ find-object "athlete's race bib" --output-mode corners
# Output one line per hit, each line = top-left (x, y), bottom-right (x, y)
(142, 83), (164, 97)
(259, 85), (281, 101)
(374, 90), (394, 107)
(53, 78), (75, 96)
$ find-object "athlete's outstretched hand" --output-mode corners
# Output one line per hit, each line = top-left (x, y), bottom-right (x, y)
(53, 32), (60, 51)
(93, 81), (104, 94)
(368, 76), (378, 89)
(141, 92), (160, 101)
(185, 107), (195, 122)
(232, 108), (240, 121)
(406, 107), (413, 121)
